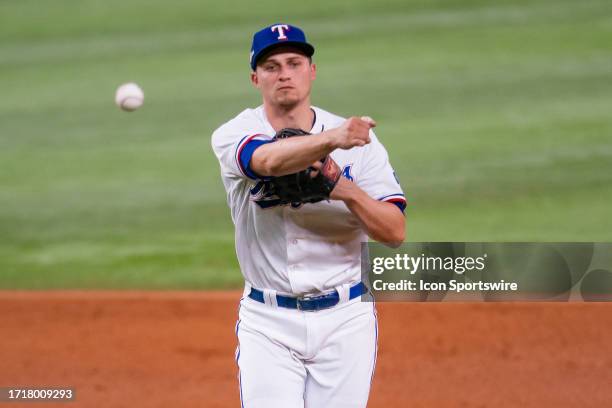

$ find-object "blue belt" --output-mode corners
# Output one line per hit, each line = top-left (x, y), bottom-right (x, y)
(248, 282), (368, 311)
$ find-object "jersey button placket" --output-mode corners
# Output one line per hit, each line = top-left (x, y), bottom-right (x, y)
(284, 207), (299, 292)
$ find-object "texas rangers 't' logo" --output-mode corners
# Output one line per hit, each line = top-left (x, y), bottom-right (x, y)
(271, 24), (290, 40)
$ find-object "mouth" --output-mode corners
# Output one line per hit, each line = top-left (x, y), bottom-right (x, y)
(277, 86), (294, 91)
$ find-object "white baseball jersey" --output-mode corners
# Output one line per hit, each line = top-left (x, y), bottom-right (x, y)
(211, 105), (405, 296)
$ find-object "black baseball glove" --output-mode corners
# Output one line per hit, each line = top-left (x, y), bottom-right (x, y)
(270, 128), (342, 205)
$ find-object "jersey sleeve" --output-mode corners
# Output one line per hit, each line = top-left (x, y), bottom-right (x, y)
(211, 126), (274, 180)
(355, 132), (406, 213)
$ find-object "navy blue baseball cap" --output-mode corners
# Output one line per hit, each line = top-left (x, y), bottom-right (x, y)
(250, 23), (315, 71)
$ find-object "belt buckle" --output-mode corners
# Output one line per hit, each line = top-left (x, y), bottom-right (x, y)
(296, 295), (313, 312)
(296, 292), (323, 312)
(297, 291), (336, 312)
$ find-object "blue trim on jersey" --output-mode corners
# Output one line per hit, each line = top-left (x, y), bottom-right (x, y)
(239, 139), (274, 180)
(234, 134), (252, 178)
(389, 200), (407, 213)
(235, 300), (244, 408)
(378, 193), (407, 214)
(378, 193), (405, 200)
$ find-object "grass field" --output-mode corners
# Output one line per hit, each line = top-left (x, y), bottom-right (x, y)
(1, 0), (611, 289)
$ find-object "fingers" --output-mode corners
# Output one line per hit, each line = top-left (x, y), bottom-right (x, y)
(361, 116), (376, 145)
(309, 161), (322, 178)
(310, 161), (322, 170)
(354, 116), (374, 144)
(335, 116), (376, 150)
(357, 117), (373, 144)
(360, 116), (377, 128)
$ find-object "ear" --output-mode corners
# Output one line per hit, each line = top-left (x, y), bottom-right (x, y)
(310, 63), (317, 81)
(250, 71), (260, 88)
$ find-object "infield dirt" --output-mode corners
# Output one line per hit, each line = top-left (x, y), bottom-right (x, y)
(1, 291), (611, 407)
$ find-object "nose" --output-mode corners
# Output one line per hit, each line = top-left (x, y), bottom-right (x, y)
(279, 64), (291, 81)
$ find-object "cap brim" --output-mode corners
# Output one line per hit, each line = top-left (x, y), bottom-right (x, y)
(252, 42), (315, 70)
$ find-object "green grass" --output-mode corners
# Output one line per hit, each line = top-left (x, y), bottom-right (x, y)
(1, 0), (611, 288)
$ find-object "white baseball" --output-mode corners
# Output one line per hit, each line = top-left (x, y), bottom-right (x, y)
(115, 82), (144, 111)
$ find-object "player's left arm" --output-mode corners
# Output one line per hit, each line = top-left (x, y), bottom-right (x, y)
(331, 179), (405, 247)
(330, 132), (406, 247)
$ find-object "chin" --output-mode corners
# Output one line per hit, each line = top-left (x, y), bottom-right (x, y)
(276, 95), (300, 108)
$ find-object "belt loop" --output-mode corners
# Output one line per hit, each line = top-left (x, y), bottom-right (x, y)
(263, 289), (278, 308)
(243, 282), (252, 298)
(335, 283), (351, 304)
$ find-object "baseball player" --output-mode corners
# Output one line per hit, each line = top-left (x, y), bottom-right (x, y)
(211, 23), (406, 408)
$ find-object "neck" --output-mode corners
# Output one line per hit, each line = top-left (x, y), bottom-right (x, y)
(264, 100), (314, 132)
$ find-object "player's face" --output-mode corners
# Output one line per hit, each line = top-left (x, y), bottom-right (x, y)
(251, 49), (316, 109)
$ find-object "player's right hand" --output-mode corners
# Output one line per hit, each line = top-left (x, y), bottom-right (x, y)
(332, 116), (375, 149)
